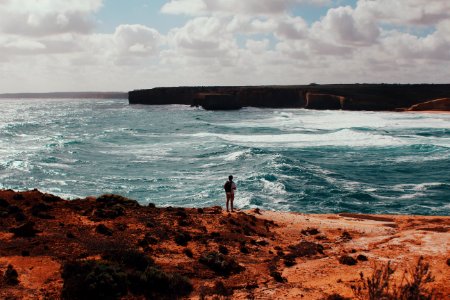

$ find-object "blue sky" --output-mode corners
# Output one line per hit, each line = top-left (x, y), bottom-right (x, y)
(0, 0), (449, 92)
(95, 0), (188, 33)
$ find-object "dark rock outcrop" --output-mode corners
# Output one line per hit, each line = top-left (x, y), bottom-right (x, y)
(407, 98), (450, 111)
(305, 93), (344, 110)
(129, 84), (450, 111)
(195, 93), (242, 110)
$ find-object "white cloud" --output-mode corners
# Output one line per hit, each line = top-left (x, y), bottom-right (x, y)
(311, 6), (379, 46)
(356, 0), (450, 26)
(167, 17), (238, 61)
(0, 0), (103, 36)
(114, 24), (163, 56)
(2, 0), (450, 93)
(161, 0), (329, 16)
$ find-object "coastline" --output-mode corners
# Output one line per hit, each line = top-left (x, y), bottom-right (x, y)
(0, 189), (449, 299)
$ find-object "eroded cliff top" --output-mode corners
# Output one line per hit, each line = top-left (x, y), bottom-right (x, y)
(0, 189), (449, 299)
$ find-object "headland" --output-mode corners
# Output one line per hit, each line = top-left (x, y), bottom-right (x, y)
(0, 189), (448, 299)
(129, 84), (450, 111)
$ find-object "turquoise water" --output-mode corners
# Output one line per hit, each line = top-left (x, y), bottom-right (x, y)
(1, 98), (449, 215)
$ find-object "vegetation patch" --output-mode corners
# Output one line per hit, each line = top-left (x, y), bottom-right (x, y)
(287, 241), (325, 258)
(95, 224), (113, 236)
(351, 257), (436, 300)
(3, 264), (19, 285)
(301, 227), (320, 236)
(339, 255), (357, 266)
(199, 251), (244, 276)
(10, 221), (40, 237)
(62, 250), (192, 300)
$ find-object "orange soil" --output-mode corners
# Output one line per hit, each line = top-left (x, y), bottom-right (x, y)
(0, 189), (449, 299)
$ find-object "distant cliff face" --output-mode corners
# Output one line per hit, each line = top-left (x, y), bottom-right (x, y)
(305, 93), (344, 110)
(129, 86), (306, 108)
(129, 84), (450, 111)
(407, 98), (450, 111)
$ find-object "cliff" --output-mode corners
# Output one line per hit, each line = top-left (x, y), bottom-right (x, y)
(406, 98), (450, 111)
(0, 189), (449, 299)
(129, 84), (450, 111)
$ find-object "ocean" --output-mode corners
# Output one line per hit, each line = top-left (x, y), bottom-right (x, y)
(1, 98), (449, 215)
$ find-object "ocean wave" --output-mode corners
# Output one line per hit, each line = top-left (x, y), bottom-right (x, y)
(191, 129), (404, 148)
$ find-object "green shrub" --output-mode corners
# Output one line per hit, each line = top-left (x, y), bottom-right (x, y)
(61, 260), (127, 300)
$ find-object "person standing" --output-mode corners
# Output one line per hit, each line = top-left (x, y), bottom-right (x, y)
(224, 175), (237, 212)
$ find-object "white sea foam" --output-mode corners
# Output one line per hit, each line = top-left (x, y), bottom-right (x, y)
(261, 179), (287, 195)
(192, 129), (404, 148)
(221, 149), (252, 161)
(393, 182), (445, 192)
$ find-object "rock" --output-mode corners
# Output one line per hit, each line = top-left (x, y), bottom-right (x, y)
(407, 98), (450, 111)
(305, 93), (344, 110)
(10, 221), (40, 237)
(196, 93), (243, 110)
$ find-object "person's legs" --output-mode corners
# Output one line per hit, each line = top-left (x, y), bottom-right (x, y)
(230, 193), (234, 212)
(226, 193), (231, 212)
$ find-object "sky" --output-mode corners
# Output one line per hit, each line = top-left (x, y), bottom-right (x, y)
(0, 0), (450, 93)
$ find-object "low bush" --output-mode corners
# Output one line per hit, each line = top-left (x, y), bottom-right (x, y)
(351, 257), (436, 300)
(3, 264), (19, 285)
(339, 255), (357, 266)
(288, 241), (324, 258)
(61, 260), (127, 300)
(61, 254), (192, 300)
(175, 232), (191, 246)
(95, 224), (113, 236)
(199, 251), (244, 276)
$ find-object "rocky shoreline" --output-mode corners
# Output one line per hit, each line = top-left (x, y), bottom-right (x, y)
(0, 189), (449, 299)
(129, 84), (450, 112)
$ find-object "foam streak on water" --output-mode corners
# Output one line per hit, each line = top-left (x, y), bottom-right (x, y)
(1, 99), (449, 215)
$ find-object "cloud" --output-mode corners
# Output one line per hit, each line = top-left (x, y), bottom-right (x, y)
(161, 0), (329, 16)
(356, 0), (450, 26)
(2, 0), (450, 93)
(311, 6), (380, 46)
(114, 24), (163, 56)
(0, 0), (103, 36)
(167, 17), (238, 60)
